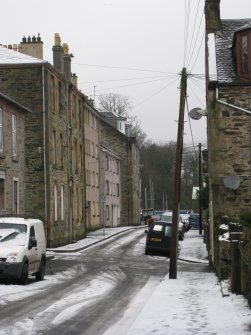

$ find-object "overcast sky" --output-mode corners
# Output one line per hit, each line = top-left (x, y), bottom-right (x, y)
(1, 0), (251, 146)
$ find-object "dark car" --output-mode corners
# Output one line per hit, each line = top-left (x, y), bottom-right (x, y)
(145, 220), (172, 256)
(189, 213), (200, 229)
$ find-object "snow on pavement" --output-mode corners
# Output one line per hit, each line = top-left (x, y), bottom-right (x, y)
(126, 230), (251, 335)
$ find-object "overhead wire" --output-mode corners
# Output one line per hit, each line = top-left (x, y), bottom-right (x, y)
(185, 0), (201, 67)
(133, 76), (180, 109)
(73, 62), (176, 75)
(83, 75), (177, 96)
(183, 0), (191, 67)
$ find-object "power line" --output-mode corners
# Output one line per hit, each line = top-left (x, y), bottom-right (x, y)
(78, 74), (175, 84)
(82, 76), (177, 95)
(133, 76), (180, 109)
(186, 0), (201, 66)
(73, 62), (176, 75)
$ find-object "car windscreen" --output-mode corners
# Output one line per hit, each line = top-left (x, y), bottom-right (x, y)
(160, 215), (172, 223)
(0, 223), (27, 246)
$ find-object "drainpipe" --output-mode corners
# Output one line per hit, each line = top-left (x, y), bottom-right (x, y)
(42, 64), (48, 229)
(216, 87), (251, 115)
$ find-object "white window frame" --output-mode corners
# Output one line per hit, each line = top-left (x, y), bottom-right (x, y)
(12, 114), (17, 157)
(54, 184), (58, 221)
(60, 185), (64, 221)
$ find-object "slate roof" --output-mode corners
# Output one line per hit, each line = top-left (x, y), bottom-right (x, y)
(0, 45), (46, 65)
(215, 18), (251, 84)
(99, 111), (127, 121)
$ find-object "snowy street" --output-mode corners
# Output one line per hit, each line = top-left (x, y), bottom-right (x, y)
(0, 227), (250, 335)
(0, 228), (167, 334)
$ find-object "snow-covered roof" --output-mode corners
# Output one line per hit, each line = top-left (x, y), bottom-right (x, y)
(0, 46), (46, 65)
(215, 18), (251, 84)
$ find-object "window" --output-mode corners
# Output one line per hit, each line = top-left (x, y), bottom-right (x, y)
(0, 171), (5, 210)
(93, 201), (95, 216)
(59, 133), (63, 167)
(12, 114), (17, 157)
(91, 142), (95, 157)
(13, 178), (19, 214)
(79, 144), (83, 173)
(116, 183), (120, 197)
(106, 180), (109, 195)
(0, 108), (3, 153)
(92, 171), (95, 187)
(60, 185), (64, 221)
(105, 156), (109, 170)
(242, 35), (249, 73)
(52, 130), (56, 165)
(54, 184), (58, 221)
(97, 201), (100, 216)
(106, 205), (109, 220)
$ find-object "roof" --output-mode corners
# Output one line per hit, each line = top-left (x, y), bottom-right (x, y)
(215, 18), (251, 84)
(99, 111), (127, 121)
(0, 46), (46, 65)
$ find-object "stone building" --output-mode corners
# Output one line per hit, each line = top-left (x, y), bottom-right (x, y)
(0, 92), (30, 215)
(0, 34), (141, 245)
(100, 117), (140, 226)
(0, 37), (88, 247)
(206, 16), (251, 264)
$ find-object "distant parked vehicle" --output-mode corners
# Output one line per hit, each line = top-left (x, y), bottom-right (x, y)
(150, 210), (165, 222)
(189, 213), (200, 229)
(145, 220), (172, 256)
(179, 210), (192, 231)
(160, 211), (185, 241)
(141, 208), (155, 225)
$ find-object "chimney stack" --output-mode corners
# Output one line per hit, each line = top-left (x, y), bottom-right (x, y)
(18, 33), (43, 59)
(63, 43), (72, 81)
(52, 33), (64, 74)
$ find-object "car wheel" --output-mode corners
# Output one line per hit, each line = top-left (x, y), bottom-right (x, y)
(35, 258), (45, 281)
(20, 262), (28, 285)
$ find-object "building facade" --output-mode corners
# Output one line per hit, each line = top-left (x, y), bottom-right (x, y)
(0, 37), (88, 247)
(0, 33), (141, 246)
(206, 15), (251, 263)
(0, 93), (30, 215)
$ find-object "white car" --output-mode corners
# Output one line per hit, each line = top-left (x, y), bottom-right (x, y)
(0, 217), (46, 284)
(160, 211), (185, 241)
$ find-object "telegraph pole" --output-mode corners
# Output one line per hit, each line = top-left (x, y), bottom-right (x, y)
(169, 67), (187, 279)
(198, 142), (203, 235)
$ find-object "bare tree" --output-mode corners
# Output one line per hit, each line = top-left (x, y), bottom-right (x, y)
(98, 93), (132, 116)
(98, 93), (146, 146)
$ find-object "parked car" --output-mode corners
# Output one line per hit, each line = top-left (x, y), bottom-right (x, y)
(189, 213), (200, 229)
(145, 220), (172, 256)
(0, 216), (46, 284)
(141, 208), (155, 225)
(150, 210), (165, 222)
(160, 211), (185, 241)
(179, 210), (192, 231)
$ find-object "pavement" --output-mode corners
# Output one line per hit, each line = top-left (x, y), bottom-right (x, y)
(47, 225), (251, 335)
